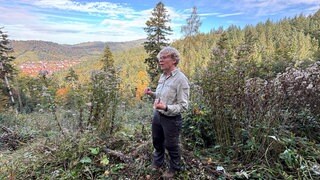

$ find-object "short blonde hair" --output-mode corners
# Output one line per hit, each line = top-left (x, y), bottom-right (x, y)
(157, 46), (181, 65)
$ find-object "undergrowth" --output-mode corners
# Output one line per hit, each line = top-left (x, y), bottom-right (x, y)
(1, 99), (320, 179)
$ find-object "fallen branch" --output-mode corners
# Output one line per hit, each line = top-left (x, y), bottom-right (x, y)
(1, 126), (14, 134)
(1, 126), (31, 150)
(103, 147), (133, 163)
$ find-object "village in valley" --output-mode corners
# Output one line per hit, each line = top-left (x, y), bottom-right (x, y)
(18, 60), (81, 76)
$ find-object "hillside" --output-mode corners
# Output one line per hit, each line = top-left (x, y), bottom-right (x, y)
(11, 39), (144, 62)
(10, 39), (145, 76)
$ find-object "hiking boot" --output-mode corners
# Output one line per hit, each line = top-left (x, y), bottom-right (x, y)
(162, 169), (176, 179)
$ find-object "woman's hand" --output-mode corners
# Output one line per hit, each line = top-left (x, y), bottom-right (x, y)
(144, 87), (153, 95)
(153, 98), (166, 110)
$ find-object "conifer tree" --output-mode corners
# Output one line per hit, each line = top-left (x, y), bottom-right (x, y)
(0, 27), (16, 109)
(65, 68), (79, 88)
(181, 6), (202, 38)
(144, 2), (172, 88)
(0, 29), (15, 76)
(101, 45), (114, 71)
(310, 9), (320, 59)
(180, 6), (202, 76)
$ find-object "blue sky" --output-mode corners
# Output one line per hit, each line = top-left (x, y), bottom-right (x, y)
(1, 0), (319, 44)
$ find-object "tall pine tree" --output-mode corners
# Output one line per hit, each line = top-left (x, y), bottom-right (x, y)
(181, 6), (202, 38)
(180, 6), (202, 76)
(0, 27), (16, 109)
(101, 45), (114, 71)
(144, 2), (172, 88)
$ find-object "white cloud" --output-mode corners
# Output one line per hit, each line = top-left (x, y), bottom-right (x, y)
(217, 12), (244, 18)
(0, 0), (196, 44)
(2, 0), (319, 44)
(32, 0), (183, 42)
(6, 22), (146, 44)
(0, 6), (40, 24)
(101, 18), (145, 28)
(307, 5), (320, 12)
(1, 0), (155, 43)
(199, 12), (220, 17)
(33, 0), (136, 16)
(228, 0), (320, 17)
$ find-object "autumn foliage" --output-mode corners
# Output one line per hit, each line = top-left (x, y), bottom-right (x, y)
(135, 71), (149, 100)
(55, 87), (70, 101)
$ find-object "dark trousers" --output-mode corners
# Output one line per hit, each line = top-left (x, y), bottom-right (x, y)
(152, 111), (182, 171)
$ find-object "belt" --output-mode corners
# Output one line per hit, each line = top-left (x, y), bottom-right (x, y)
(158, 111), (180, 118)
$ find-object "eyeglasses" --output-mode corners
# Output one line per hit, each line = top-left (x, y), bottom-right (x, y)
(159, 54), (171, 60)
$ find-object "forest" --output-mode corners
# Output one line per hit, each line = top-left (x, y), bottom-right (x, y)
(1, 2), (320, 180)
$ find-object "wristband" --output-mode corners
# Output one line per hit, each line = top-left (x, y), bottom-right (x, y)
(165, 105), (168, 111)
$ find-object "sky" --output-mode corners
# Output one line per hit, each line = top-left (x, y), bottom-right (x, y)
(1, 0), (319, 45)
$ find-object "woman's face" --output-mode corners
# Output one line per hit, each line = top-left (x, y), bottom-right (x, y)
(158, 53), (176, 72)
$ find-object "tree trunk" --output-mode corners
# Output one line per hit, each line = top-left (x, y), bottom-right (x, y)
(3, 74), (18, 113)
(4, 75), (14, 104)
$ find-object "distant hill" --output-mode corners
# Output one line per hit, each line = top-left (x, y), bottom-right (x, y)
(9, 39), (145, 76)
(10, 39), (145, 63)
